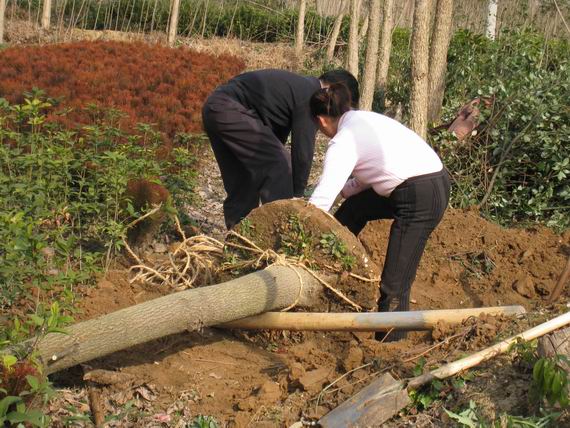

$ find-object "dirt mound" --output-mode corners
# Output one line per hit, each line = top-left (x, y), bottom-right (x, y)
(360, 208), (568, 312)
(239, 199), (380, 311)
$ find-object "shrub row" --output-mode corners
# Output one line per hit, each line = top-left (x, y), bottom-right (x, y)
(0, 40), (244, 140)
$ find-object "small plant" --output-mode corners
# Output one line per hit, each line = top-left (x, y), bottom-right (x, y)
(189, 415), (218, 428)
(532, 355), (569, 408)
(238, 218), (254, 237)
(319, 232), (355, 271)
(280, 215), (312, 260)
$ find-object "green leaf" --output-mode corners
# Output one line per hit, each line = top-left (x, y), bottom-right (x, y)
(2, 355), (17, 369)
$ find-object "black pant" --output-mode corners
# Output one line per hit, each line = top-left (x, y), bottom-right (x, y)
(335, 169), (450, 341)
(202, 92), (293, 229)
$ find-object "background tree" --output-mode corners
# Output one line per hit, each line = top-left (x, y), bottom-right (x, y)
(409, 0), (430, 139)
(0, 0), (4, 44)
(360, 0), (381, 110)
(326, 0), (347, 62)
(346, 0), (361, 78)
(359, 10), (370, 42)
(295, 0), (307, 64)
(376, 0), (395, 107)
(427, 0), (454, 123)
(486, 0), (498, 40)
(41, 0), (52, 30)
(167, 0), (181, 47)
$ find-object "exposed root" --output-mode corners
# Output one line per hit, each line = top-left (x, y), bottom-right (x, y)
(125, 218), (374, 310)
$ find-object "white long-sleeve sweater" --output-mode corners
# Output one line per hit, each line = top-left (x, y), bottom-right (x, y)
(309, 110), (443, 212)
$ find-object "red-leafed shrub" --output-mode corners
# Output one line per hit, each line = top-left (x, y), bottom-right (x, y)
(0, 41), (244, 139)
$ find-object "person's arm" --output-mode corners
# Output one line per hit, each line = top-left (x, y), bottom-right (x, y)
(309, 138), (358, 212)
(341, 177), (370, 198)
(290, 107), (318, 197)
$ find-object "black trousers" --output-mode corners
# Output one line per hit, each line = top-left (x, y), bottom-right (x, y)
(202, 92), (293, 229)
(335, 169), (450, 340)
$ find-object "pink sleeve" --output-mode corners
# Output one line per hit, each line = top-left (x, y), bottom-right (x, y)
(341, 178), (369, 198)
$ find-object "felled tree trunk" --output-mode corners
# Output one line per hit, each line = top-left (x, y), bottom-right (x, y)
(20, 266), (321, 375)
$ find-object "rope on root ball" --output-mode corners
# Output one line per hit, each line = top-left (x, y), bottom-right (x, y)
(124, 218), (365, 310)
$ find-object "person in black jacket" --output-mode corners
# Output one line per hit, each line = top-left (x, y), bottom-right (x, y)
(202, 69), (359, 229)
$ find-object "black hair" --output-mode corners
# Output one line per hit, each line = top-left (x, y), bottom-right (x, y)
(319, 69), (359, 108)
(310, 83), (352, 119)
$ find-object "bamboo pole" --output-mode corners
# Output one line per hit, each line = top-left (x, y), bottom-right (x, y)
(222, 306), (526, 331)
(12, 266), (321, 375)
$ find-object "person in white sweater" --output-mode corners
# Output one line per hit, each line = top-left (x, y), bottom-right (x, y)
(308, 84), (450, 341)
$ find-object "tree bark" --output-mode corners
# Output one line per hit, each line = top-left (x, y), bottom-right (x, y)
(375, 0), (394, 102)
(358, 11), (369, 43)
(486, 0), (498, 40)
(295, 0), (307, 62)
(41, 0), (52, 29)
(326, 0), (346, 62)
(167, 0), (181, 47)
(346, 0), (361, 78)
(409, 0), (431, 139)
(18, 266), (321, 375)
(0, 0), (6, 44)
(359, 0), (381, 111)
(427, 0), (454, 123)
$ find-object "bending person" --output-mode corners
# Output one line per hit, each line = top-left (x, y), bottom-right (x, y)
(202, 69), (359, 229)
(308, 84), (450, 342)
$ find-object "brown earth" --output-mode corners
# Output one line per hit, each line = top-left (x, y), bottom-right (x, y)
(52, 202), (569, 427)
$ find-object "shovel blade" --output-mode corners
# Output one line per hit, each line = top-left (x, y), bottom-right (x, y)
(318, 373), (410, 428)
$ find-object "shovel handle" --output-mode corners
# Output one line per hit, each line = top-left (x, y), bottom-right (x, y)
(408, 310), (570, 390)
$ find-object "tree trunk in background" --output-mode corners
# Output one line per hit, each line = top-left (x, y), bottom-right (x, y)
(376, 0), (395, 107)
(346, 0), (361, 78)
(486, 0), (498, 40)
(15, 266), (322, 375)
(427, 0), (454, 123)
(167, 0), (181, 47)
(360, 0), (381, 111)
(295, 0), (307, 66)
(41, 0), (52, 29)
(409, 0), (430, 139)
(358, 11), (369, 42)
(326, 0), (347, 62)
(0, 0), (5, 44)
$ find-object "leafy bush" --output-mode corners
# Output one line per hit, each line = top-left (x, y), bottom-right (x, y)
(0, 94), (198, 310)
(382, 28), (569, 229)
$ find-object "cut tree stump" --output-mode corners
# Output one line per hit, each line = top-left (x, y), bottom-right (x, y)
(12, 266), (321, 375)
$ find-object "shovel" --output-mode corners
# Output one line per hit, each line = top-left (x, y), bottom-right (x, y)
(318, 310), (570, 428)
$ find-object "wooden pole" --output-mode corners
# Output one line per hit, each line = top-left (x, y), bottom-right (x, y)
(320, 310), (570, 427)
(13, 266), (321, 375)
(223, 306), (526, 331)
(167, 0), (181, 46)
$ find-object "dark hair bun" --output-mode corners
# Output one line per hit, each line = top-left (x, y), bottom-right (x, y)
(310, 83), (352, 119)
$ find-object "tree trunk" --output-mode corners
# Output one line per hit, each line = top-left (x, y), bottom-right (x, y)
(358, 11), (369, 42)
(41, 0), (52, 29)
(0, 0), (6, 44)
(18, 266), (321, 375)
(326, 0), (346, 62)
(375, 0), (394, 104)
(346, 0), (361, 78)
(427, 0), (454, 123)
(486, 0), (498, 40)
(409, 0), (430, 139)
(295, 0), (307, 67)
(167, 0), (181, 47)
(359, 0), (381, 111)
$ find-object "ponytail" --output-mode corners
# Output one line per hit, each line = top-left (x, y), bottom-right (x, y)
(310, 83), (352, 119)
